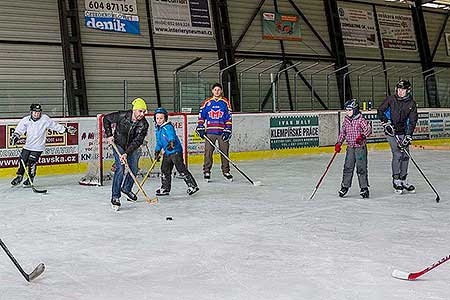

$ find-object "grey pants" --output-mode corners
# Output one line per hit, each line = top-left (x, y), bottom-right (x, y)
(203, 133), (230, 174)
(386, 134), (409, 179)
(341, 145), (369, 189)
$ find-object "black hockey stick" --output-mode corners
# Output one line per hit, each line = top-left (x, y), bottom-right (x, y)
(395, 136), (440, 203)
(201, 133), (262, 186)
(20, 159), (47, 193)
(0, 239), (45, 282)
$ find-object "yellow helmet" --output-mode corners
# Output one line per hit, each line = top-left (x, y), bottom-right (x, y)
(132, 97), (147, 111)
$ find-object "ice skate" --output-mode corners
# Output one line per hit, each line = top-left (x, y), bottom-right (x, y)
(11, 175), (23, 186)
(156, 188), (170, 196)
(204, 172), (211, 183)
(360, 187), (369, 199)
(23, 178), (32, 188)
(121, 189), (137, 202)
(338, 186), (349, 198)
(187, 186), (199, 196)
(223, 172), (233, 182)
(393, 179), (404, 194)
(401, 178), (415, 193)
(111, 197), (121, 211)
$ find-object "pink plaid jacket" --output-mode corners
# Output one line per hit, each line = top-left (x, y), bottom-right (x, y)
(338, 113), (372, 148)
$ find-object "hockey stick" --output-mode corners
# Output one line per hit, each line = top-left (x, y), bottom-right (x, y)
(20, 159), (47, 194)
(395, 136), (440, 203)
(0, 239), (45, 282)
(309, 151), (338, 200)
(134, 157), (159, 195)
(111, 143), (158, 204)
(392, 253), (450, 280)
(201, 133), (262, 186)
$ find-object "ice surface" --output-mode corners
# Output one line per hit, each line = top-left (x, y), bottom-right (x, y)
(0, 150), (449, 300)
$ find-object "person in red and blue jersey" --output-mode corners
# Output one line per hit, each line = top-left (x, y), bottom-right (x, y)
(196, 83), (233, 182)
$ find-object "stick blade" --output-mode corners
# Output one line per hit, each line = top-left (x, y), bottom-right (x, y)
(436, 196), (440, 203)
(252, 181), (262, 186)
(391, 269), (412, 280)
(28, 263), (45, 281)
(32, 187), (47, 194)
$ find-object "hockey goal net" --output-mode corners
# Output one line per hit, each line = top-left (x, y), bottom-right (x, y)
(79, 113), (188, 186)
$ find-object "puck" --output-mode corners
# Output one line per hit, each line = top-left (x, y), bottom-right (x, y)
(166, 216), (173, 221)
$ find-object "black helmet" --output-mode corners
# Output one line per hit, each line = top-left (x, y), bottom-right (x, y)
(395, 79), (412, 100)
(344, 99), (360, 117)
(30, 104), (42, 112)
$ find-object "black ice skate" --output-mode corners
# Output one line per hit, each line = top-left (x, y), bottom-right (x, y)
(401, 177), (415, 193)
(393, 179), (404, 194)
(156, 188), (170, 196)
(204, 172), (211, 183)
(339, 186), (349, 198)
(360, 187), (369, 199)
(111, 197), (121, 211)
(121, 189), (137, 202)
(23, 178), (32, 188)
(187, 186), (199, 196)
(11, 175), (23, 186)
(223, 172), (233, 182)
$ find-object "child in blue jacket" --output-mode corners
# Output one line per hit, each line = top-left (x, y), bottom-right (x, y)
(154, 108), (199, 196)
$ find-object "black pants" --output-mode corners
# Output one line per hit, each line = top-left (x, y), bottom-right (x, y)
(17, 149), (42, 179)
(161, 152), (197, 191)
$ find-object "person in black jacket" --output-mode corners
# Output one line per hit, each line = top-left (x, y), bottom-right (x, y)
(377, 79), (418, 194)
(103, 98), (149, 210)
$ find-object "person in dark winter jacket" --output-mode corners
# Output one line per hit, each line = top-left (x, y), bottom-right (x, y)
(335, 99), (372, 198)
(154, 107), (199, 196)
(103, 98), (149, 210)
(377, 79), (418, 194)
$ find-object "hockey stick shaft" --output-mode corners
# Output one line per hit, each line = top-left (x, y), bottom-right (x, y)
(395, 136), (440, 202)
(0, 239), (45, 282)
(134, 157), (159, 195)
(20, 159), (47, 193)
(111, 143), (157, 203)
(309, 151), (338, 200)
(202, 133), (256, 185)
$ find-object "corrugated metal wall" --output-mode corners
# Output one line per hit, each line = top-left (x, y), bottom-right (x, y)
(0, 0), (450, 117)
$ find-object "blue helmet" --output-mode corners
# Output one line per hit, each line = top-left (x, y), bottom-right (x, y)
(154, 107), (168, 122)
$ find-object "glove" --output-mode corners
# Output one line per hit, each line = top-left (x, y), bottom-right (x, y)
(167, 140), (175, 151)
(335, 143), (341, 153)
(10, 132), (20, 145)
(382, 122), (394, 137)
(222, 130), (232, 142)
(400, 135), (412, 149)
(196, 125), (205, 139)
(154, 150), (161, 162)
(65, 125), (77, 135)
(355, 134), (366, 145)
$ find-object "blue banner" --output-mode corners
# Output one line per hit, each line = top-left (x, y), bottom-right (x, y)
(85, 12), (140, 34)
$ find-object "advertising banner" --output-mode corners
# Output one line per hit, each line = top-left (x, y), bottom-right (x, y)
(378, 12), (416, 50)
(338, 7), (378, 48)
(151, 0), (213, 37)
(270, 115), (319, 149)
(262, 12), (302, 41)
(85, 0), (140, 34)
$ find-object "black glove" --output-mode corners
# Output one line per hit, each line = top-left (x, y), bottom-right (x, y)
(167, 140), (175, 151)
(154, 150), (161, 162)
(222, 130), (231, 142)
(10, 132), (20, 145)
(65, 125), (77, 135)
(400, 135), (412, 148)
(196, 125), (205, 139)
(382, 122), (394, 137)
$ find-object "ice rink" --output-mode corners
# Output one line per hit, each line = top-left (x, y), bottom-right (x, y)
(0, 149), (449, 300)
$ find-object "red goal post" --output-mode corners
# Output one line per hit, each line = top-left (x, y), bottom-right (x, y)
(79, 112), (188, 186)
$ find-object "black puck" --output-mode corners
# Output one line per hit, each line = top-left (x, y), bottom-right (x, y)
(166, 216), (173, 221)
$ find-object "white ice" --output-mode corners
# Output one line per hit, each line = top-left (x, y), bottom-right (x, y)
(1, 149), (450, 300)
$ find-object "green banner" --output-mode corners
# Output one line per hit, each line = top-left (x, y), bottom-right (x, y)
(262, 12), (302, 41)
(270, 115), (319, 149)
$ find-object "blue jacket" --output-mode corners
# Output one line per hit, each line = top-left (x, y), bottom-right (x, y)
(155, 122), (183, 156)
(198, 96), (232, 135)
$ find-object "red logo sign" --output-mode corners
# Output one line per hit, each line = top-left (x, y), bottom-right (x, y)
(208, 109), (224, 119)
